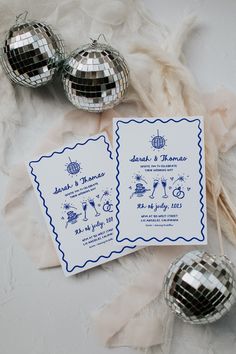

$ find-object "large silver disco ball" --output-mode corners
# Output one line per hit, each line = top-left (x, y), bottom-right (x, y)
(1, 20), (64, 87)
(62, 40), (129, 112)
(164, 250), (236, 324)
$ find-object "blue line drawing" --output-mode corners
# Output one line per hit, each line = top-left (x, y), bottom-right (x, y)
(161, 178), (168, 198)
(134, 173), (147, 184)
(130, 173), (149, 198)
(172, 186), (185, 199)
(29, 135), (136, 273)
(115, 118), (205, 244)
(65, 157), (81, 176)
(130, 183), (150, 199)
(100, 189), (110, 201)
(62, 202), (77, 211)
(103, 200), (113, 212)
(149, 179), (159, 199)
(65, 211), (81, 228)
(82, 201), (88, 221)
(173, 174), (188, 184)
(150, 129), (167, 150)
(89, 198), (100, 217)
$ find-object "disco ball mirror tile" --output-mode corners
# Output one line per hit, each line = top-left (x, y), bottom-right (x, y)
(164, 250), (236, 324)
(1, 21), (64, 87)
(62, 41), (129, 112)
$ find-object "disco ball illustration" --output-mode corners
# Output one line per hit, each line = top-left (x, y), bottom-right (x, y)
(164, 250), (236, 324)
(66, 157), (81, 175)
(1, 16), (64, 87)
(151, 130), (166, 150)
(62, 40), (129, 112)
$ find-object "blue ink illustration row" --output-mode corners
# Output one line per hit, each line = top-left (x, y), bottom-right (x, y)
(129, 173), (191, 200)
(61, 189), (113, 228)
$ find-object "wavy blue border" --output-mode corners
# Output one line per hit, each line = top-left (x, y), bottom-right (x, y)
(29, 134), (136, 274)
(115, 118), (206, 244)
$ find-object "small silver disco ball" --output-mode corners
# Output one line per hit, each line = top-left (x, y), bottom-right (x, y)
(164, 250), (236, 324)
(1, 19), (64, 87)
(62, 40), (129, 112)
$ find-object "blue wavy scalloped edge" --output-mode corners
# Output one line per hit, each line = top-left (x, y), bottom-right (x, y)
(115, 118), (206, 244)
(29, 134), (136, 274)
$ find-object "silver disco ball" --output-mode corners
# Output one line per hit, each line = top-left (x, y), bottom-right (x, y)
(1, 19), (64, 87)
(164, 250), (236, 324)
(62, 40), (129, 112)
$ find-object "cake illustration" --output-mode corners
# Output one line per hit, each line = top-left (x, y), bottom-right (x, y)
(134, 183), (148, 197)
(66, 211), (79, 224)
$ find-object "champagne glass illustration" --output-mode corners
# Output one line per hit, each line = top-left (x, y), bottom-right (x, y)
(161, 178), (168, 198)
(82, 202), (88, 221)
(89, 199), (100, 217)
(149, 179), (159, 199)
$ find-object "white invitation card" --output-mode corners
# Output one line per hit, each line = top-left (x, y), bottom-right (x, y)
(27, 133), (136, 276)
(113, 117), (207, 246)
